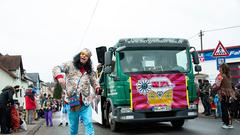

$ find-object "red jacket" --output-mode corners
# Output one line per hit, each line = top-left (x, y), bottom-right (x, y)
(25, 96), (36, 110)
(11, 106), (20, 130)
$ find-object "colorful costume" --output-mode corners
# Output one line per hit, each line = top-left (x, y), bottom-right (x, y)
(53, 49), (100, 135)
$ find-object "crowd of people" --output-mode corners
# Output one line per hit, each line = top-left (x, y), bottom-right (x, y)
(0, 86), (26, 134)
(0, 84), (62, 134)
(198, 63), (240, 129)
(2, 48), (240, 134)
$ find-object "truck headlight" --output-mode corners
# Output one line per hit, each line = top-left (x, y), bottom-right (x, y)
(120, 107), (132, 113)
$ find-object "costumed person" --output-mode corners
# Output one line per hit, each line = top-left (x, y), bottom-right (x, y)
(52, 48), (101, 135)
(58, 92), (69, 127)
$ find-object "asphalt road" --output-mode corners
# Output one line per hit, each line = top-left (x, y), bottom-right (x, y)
(35, 112), (240, 135)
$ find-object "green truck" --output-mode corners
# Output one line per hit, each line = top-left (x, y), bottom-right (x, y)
(93, 38), (201, 131)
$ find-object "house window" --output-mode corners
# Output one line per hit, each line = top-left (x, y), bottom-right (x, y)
(20, 89), (22, 97)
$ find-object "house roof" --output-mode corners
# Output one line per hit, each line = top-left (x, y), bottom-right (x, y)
(0, 55), (24, 71)
(46, 82), (56, 87)
(26, 73), (40, 83)
(0, 64), (17, 78)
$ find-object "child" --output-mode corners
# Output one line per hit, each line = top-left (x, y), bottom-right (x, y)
(10, 102), (20, 132)
(19, 112), (27, 131)
(43, 94), (53, 127)
(214, 94), (222, 118)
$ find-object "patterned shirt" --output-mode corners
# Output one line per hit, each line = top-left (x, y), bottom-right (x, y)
(52, 61), (100, 106)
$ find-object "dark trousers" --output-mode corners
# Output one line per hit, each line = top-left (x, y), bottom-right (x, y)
(0, 106), (10, 133)
(6, 107), (11, 130)
(221, 96), (231, 125)
(201, 93), (211, 114)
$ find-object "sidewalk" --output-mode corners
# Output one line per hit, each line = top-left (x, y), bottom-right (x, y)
(0, 119), (44, 135)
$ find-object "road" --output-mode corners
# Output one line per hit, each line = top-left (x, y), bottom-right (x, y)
(35, 111), (240, 135)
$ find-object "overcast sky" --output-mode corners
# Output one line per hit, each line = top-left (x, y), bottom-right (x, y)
(0, 0), (240, 82)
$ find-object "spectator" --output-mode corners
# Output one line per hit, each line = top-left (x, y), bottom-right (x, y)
(201, 80), (212, 116)
(24, 86), (36, 125)
(213, 94), (222, 118)
(0, 86), (15, 134)
(43, 94), (54, 127)
(10, 101), (20, 132)
(215, 63), (236, 129)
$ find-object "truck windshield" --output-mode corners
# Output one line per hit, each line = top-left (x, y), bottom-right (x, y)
(120, 48), (189, 73)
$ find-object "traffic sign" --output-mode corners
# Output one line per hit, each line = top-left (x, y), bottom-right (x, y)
(212, 41), (229, 57)
(216, 57), (225, 70)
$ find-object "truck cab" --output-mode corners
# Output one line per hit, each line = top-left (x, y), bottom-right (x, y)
(94, 38), (201, 131)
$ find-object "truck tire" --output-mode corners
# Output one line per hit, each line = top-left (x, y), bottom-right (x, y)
(171, 120), (185, 128)
(107, 105), (120, 131)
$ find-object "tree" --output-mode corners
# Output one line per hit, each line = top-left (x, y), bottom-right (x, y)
(53, 82), (62, 99)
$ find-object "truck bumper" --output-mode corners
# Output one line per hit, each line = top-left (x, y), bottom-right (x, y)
(113, 107), (198, 123)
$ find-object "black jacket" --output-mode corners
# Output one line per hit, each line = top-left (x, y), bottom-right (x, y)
(0, 89), (14, 107)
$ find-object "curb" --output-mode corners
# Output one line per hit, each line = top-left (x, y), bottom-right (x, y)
(25, 119), (44, 135)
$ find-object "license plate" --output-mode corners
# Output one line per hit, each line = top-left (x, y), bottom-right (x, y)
(153, 106), (171, 112)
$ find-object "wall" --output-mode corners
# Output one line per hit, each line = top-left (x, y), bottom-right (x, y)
(0, 69), (15, 91)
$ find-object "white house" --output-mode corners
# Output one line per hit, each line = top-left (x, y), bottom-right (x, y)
(0, 64), (17, 90)
(0, 54), (32, 107)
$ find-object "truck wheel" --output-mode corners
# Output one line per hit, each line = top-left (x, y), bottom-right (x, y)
(171, 120), (185, 128)
(108, 105), (120, 131)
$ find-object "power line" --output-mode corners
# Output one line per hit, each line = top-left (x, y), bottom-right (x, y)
(204, 25), (240, 33)
(188, 25), (240, 51)
(188, 25), (240, 40)
(79, 0), (100, 47)
(198, 25), (240, 51)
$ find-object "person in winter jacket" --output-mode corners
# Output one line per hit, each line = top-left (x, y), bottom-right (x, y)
(0, 86), (15, 134)
(24, 87), (36, 125)
(10, 102), (20, 132)
(215, 63), (236, 129)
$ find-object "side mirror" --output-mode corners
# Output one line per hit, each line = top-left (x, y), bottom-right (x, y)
(96, 46), (107, 64)
(104, 51), (112, 66)
(192, 51), (200, 64)
(195, 65), (202, 72)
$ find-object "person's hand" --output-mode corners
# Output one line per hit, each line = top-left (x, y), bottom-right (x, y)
(95, 87), (103, 95)
(58, 78), (66, 89)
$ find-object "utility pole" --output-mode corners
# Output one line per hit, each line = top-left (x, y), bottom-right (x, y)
(199, 30), (204, 51)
